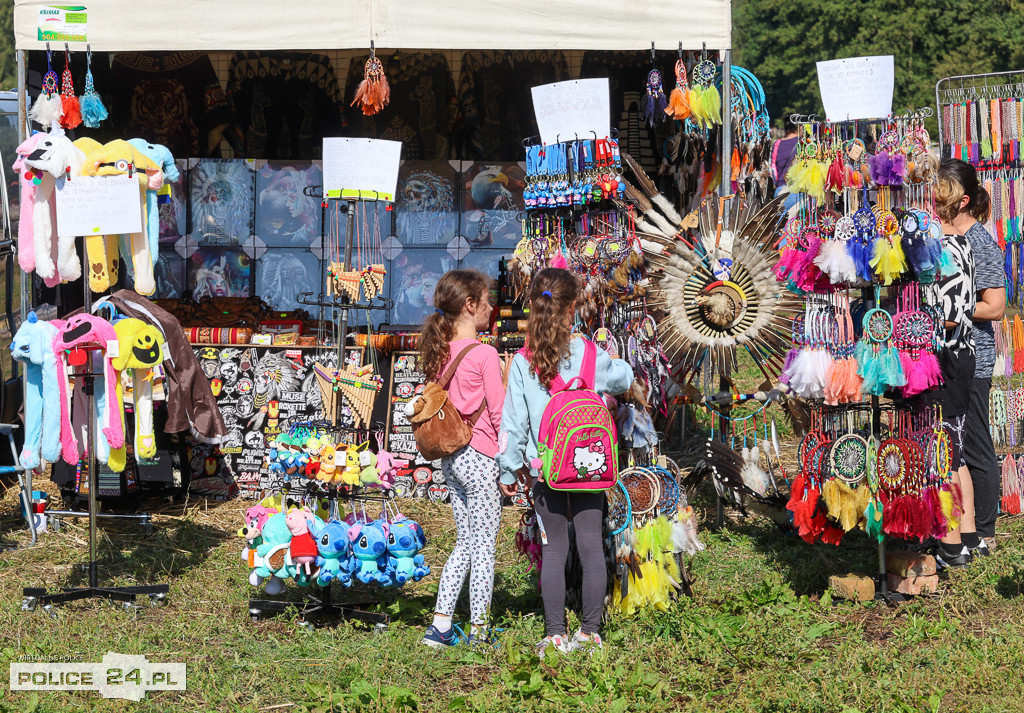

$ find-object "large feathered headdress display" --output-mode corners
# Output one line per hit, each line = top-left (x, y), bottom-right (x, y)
(620, 153), (798, 386)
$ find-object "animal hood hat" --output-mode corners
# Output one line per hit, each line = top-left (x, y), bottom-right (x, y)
(53, 313), (125, 466)
(13, 133), (59, 285)
(22, 131), (86, 282)
(10, 313), (63, 469)
(113, 318), (164, 460)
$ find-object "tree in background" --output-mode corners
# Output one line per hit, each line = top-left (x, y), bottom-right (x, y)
(735, 0), (1024, 130)
(0, 0), (13, 90)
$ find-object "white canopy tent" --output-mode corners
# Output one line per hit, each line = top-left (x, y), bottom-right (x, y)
(13, 0), (731, 52)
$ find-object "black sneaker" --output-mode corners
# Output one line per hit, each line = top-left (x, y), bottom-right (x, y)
(935, 545), (972, 570)
(969, 539), (991, 558)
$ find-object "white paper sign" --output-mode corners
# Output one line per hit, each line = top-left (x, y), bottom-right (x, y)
(816, 56), (895, 122)
(322, 138), (402, 201)
(55, 174), (142, 237)
(531, 78), (611, 145)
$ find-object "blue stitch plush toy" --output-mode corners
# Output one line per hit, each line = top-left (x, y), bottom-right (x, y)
(348, 519), (390, 584)
(311, 520), (354, 587)
(386, 516), (431, 585)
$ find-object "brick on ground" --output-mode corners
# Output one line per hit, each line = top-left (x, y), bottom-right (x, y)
(886, 550), (936, 577)
(886, 573), (939, 596)
(829, 573), (875, 602)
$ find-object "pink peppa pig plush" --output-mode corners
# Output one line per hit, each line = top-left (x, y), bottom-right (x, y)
(285, 510), (318, 576)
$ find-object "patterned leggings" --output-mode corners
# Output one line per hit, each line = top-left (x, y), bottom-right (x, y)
(433, 445), (502, 626)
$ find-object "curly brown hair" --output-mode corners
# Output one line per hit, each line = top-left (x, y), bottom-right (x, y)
(526, 268), (580, 389)
(418, 269), (491, 381)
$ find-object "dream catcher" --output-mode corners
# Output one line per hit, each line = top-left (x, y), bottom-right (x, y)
(350, 45), (390, 116)
(627, 152), (797, 388)
(30, 47), (63, 127)
(688, 47), (721, 129)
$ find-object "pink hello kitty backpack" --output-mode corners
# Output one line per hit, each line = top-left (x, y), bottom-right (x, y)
(524, 339), (618, 492)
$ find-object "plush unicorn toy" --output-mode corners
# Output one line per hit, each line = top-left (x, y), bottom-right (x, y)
(9, 312), (63, 469)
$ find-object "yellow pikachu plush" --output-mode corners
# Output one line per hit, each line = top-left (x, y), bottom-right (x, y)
(341, 444), (362, 486)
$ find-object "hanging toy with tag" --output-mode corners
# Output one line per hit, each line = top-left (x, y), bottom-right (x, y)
(351, 44), (390, 117)
(79, 47), (109, 128)
(59, 48), (82, 130)
(30, 46), (63, 128)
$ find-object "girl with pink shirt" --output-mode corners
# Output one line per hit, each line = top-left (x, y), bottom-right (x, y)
(418, 270), (506, 647)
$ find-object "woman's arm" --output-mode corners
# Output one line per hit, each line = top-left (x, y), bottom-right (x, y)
(478, 346), (506, 435)
(974, 286), (1006, 322)
(496, 356), (530, 485)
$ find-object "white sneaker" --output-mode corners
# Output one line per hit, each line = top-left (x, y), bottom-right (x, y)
(536, 635), (572, 659)
(570, 630), (603, 654)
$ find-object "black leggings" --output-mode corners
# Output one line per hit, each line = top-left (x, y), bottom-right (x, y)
(532, 482), (606, 636)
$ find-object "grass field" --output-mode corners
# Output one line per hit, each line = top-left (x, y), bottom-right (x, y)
(1, 475), (1023, 713)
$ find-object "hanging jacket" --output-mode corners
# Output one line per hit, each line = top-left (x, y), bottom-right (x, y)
(93, 290), (227, 443)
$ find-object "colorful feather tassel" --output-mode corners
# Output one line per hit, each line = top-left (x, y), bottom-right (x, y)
(870, 237), (907, 285)
(79, 62), (108, 128)
(58, 57), (81, 130)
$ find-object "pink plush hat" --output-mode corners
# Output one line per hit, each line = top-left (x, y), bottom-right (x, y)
(53, 314), (124, 464)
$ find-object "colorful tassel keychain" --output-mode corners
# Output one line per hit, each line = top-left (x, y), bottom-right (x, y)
(641, 64), (668, 128)
(351, 45), (390, 117)
(29, 46), (63, 127)
(79, 47), (108, 128)
(665, 57), (691, 120)
(58, 48), (82, 129)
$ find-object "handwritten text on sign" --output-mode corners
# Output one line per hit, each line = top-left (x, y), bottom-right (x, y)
(531, 78), (611, 146)
(55, 174), (142, 237)
(816, 56), (894, 122)
(322, 138), (402, 201)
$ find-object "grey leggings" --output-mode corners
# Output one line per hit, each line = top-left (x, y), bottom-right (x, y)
(532, 482), (606, 636)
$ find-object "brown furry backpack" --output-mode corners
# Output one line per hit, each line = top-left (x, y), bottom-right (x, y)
(405, 344), (486, 461)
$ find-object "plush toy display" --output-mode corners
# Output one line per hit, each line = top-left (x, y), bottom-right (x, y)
(111, 318), (165, 459)
(386, 516), (431, 584)
(9, 313), (64, 470)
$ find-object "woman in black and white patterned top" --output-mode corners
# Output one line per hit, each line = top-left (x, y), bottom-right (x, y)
(931, 160), (980, 569)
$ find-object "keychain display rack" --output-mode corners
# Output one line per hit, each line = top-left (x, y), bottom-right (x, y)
(242, 190), (396, 628)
